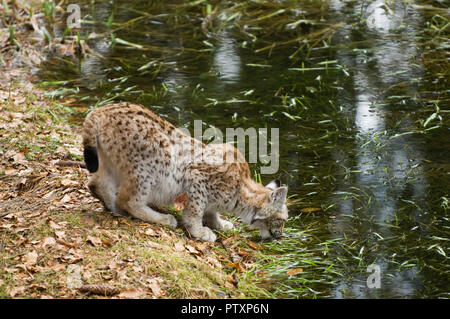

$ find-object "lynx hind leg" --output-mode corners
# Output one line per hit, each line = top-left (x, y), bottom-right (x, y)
(203, 211), (234, 231)
(87, 172), (126, 215)
(115, 180), (177, 228)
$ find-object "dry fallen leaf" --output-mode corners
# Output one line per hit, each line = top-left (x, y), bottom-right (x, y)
(237, 249), (249, 256)
(133, 265), (144, 273)
(144, 228), (157, 236)
(8, 286), (26, 297)
(59, 248), (84, 264)
(287, 268), (303, 276)
(195, 242), (211, 253)
(58, 194), (72, 205)
(86, 235), (102, 247)
(101, 238), (113, 247)
(5, 169), (17, 176)
(205, 256), (222, 269)
(108, 261), (119, 270)
(46, 260), (66, 272)
(23, 251), (38, 267)
(118, 288), (147, 299)
(256, 270), (268, 277)
(247, 242), (261, 250)
(8, 112), (23, 120)
(185, 244), (200, 255)
(146, 241), (165, 249)
(54, 230), (65, 240)
(146, 278), (162, 297)
(29, 283), (47, 291)
(174, 242), (185, 252)
(61, 179), (77, 187)
(42, 236), (56, 248)
(229, 262), (244, 272)
(81, 216), (96, 227)
(119, 219), (132, 227)
(67, 147), (82, 157)
(13, 152), (25, 162)
(48, 220), (62, 230)
(173, 192), (189, 211)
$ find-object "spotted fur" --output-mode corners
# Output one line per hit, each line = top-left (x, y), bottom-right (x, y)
(82, 102), (288, 241)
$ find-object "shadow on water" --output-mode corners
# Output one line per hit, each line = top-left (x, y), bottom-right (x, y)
(37, 0), (449, 298)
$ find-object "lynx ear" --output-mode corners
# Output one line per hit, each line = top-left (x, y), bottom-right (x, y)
(269, 187), (287, 208)
(265, 178), (281, 190)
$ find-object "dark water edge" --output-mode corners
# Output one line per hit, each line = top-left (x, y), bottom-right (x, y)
(36, 0), (449, 298)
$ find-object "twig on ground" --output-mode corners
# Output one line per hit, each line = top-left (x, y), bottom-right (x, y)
(55, 160), (86, 168)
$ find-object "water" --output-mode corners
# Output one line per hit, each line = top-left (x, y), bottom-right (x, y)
(37, 0), (449, 298)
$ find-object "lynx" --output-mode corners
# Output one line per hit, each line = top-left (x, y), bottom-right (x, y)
(82, 102), (288, 242)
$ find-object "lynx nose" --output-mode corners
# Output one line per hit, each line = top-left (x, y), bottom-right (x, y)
(270, 230), (282, 239)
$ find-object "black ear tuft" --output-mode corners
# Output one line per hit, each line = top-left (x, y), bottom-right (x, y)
(266, 178), (281, 190)
(84, 147), (99, 173)
(274, 178), (281, 188)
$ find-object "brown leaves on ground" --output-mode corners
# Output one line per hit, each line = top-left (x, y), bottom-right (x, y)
(0, 1), (90, 71)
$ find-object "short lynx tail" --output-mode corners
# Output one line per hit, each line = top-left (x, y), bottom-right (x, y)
(82, 113), (99, 173)
(83, 146), (98, 173)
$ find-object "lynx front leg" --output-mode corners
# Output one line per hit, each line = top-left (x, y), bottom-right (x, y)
(183, 206), (216, 242)
(181, 195), (217, 241)
(182, 169), (216, 241)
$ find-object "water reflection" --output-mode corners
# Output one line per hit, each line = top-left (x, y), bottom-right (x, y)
(213, 32), (241, 83)
(329, 0), (426, 298)
(79, 3), (113, 87)
(354, 92), (382, 133)
(366, 1), (397, 32)
(80, 41), (110, 86)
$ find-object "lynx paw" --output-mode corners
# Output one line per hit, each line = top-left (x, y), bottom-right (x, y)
(218, 219), (234, 231)
(161, 214), (178, 228)
(197, 227), (217, 242)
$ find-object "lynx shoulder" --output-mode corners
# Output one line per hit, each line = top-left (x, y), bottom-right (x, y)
(82, 102), (288, 241)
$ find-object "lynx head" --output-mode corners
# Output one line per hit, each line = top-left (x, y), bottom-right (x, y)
(249, 179), (288, 239)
